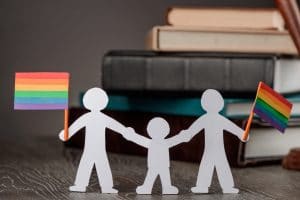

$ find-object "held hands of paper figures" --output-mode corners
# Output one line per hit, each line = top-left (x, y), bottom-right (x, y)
(177, 130), (192, 142)
(123, 127), (137, 141)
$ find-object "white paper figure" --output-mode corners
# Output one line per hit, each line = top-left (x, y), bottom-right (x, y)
(180, 89), (249, 194)
(58, 87), (129, 193)
(124, 117), (190, 195)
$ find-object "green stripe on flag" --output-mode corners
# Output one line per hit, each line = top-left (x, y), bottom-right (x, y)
(255, 98), (289, 125)
(14, 91), (68, 98)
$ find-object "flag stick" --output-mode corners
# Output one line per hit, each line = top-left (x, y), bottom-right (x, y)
(242, 108), (254, 141)
(64, 108), (69, 141)
(242, 82), (263, 141)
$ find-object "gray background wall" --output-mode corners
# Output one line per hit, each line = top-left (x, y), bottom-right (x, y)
(0, 0), (274, 136)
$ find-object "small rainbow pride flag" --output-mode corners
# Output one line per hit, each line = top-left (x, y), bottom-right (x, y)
(253, 82), (292, 133)
(242, 82), (293, 141)
(14, 72), (69, 110)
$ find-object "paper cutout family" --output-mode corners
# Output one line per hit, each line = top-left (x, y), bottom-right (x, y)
(14, 72), (292, 195)
(58, 87), (249, 194)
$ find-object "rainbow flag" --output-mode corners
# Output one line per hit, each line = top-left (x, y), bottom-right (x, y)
(14, 72), (69, 110)
(253, 82), (292, 133)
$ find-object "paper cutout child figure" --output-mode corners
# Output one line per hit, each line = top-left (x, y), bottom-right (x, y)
(58, 87), (129, 193)
(124, 117), (190, 195)
(181, 89), (249, 194)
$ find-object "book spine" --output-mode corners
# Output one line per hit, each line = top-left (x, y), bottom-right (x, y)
(146, 26), (297, 54)
(165, 7), (284, 30)
(145, 27), (159, 50)
(102, 53), (275, 94)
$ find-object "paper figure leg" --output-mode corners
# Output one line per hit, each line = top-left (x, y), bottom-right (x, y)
(136, 168), (158, 194)
(159, 167), (178, 194)
(191, 153), (214, 193)
(215, 154), (239, 193)
(95, 156), (118, 193)
(70, 153), (94, 192)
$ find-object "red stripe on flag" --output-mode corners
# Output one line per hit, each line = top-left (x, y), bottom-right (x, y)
(15, 72), (69, 79)
(259, 82), (292, 109)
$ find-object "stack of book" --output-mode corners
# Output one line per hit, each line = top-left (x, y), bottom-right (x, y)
(72, 3), (300, 167)
(147, 7), (297, 54)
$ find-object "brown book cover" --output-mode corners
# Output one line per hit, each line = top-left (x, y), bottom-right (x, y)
(146, 26), (297, 55)
(166, 7), (285, 30)
(275, 0), (300, 54)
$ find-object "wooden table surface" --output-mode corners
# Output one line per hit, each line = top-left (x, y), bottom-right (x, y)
(1, 132), (300, 200)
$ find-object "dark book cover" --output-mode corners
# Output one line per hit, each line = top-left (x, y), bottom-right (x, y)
(102, 50), (276, 97)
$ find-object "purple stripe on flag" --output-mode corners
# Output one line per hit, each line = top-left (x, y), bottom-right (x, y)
(14, 103), (68, 110)
(254, 108), (286, 133)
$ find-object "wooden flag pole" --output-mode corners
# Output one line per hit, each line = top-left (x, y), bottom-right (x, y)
(64, 108), (69, 141)
(242, 108), (254, 141)
(64, 73), (70, 142)
(242, 82), (262, 141)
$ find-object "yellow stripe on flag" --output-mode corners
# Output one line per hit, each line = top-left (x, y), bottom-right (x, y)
(15, 84), (68, 91)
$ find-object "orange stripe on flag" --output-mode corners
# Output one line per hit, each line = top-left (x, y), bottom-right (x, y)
(260, 82), (292, 109)
(15, 72), (69, 79)
(15, 78), (69, 85)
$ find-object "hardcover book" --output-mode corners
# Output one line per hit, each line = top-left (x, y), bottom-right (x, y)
(166, 7), (285, 30)
(101, 94), (300, 119)
(146, 26), (297, 55)
(238, 118), (300, 166)
(102, 51), (300, 95)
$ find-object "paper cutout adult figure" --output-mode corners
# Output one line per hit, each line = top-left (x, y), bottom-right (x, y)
(58, 87), (129, 193)
(181, 89), (249, 194)
(124, 117), (190, 195)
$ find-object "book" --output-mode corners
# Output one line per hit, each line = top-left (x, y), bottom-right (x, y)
(224, 94), (300, 118)
(166, 7), (285, 31)
(238, 118), (300, 166)
(106, 95), (206, 117)
(276, 0), (300, 54)
(102, 50), (300, 95)
(98, 94), (300, 119)
(146, 26), (297, 55)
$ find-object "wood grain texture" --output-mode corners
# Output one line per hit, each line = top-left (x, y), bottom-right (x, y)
(0, 131), (300, 199)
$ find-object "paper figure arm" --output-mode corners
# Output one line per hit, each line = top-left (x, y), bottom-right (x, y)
(185, 117), (206, 139)
(106, 116), (126, 135)
(166, 130), (191, 147)
(59, 113), (89, 141)
(123, 128), (151, 148)
(105, 115), (128, 136)
(223, 117), (249, 142)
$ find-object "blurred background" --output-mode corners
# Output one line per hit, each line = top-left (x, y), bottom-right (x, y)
(0, 0), (274, 136)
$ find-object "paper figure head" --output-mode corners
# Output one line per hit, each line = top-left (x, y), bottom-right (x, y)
(147, 117), (170, 139)
(201, 89), (224, 113)
(83, 87), (108, 111)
